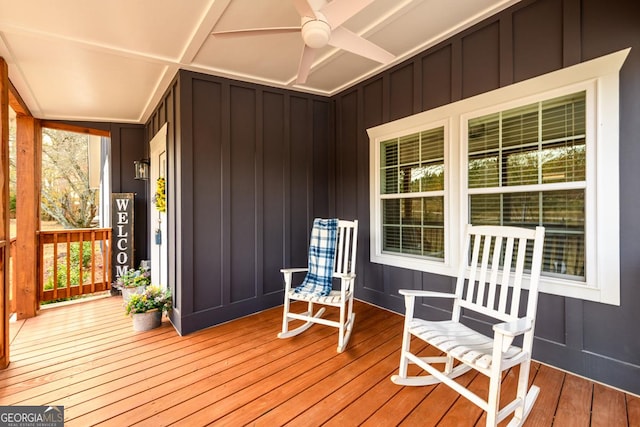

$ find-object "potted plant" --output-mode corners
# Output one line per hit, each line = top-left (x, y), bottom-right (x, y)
(124, 285), (172, 331)
(116, 265), (151, 302)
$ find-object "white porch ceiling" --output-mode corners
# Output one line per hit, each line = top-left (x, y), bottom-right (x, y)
(0, 0), (520, 124)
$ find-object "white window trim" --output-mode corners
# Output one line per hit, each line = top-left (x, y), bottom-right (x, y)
(368, 48), (629, 305)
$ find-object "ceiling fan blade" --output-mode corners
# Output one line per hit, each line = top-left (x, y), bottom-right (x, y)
(211, 27), (301, 38)
(329, 27), (395, 64)
(296, 45), (316, 84)
(320, 0), (375, 28)
(292, 0), (317, 19)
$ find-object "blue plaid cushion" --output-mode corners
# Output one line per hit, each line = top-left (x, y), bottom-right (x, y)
(294, 218), (338, 297)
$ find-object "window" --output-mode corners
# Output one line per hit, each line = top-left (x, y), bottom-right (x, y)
(380, 127), (445, 259)
(369, 119), (451, 275)
(368, 48), (629, 304)
(467, 92), (587, 281)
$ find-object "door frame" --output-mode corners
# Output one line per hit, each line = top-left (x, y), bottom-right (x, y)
(149, 124), (168, 290)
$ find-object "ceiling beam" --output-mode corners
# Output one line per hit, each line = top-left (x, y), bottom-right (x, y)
(8, 78), (30, 117)
(40, 120), (110, 137)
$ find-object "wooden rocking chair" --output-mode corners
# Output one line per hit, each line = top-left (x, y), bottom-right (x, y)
(278, 219), (358, 353)
(392, 224), (545, 426)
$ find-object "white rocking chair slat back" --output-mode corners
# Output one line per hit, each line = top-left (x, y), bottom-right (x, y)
(510, 236), (529, 317)
(498, 236), (515, 313)
(486, 235), (503, 309)
(460, 228), (542, 322)
(335, 219), (357, 275)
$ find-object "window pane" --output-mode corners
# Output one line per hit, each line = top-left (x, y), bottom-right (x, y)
(544, 232), (585, 278)
(469, 154), (499, 188)
(401, 198), (422, 225)
(502, 192), (540, 227)
(542, 92), (586, 141)
(503, 148), (539, 186)
(469, 90), (586, 191)
(381, 127), (444, 195)
(402, 227), (423, 255)
(399, 133), (420, 164)
(383, 226), (400, 252)
(471, 191), (541, 228)
(424, 196), (444, 224)
(421, 127), (445, 191)
(543, 189), (585, 278)
(383, 199), (400, 225)
(541, 140), (585, 183)
(382, 196), (444, 259)
(421, 163), (444, 191)
(421, 128), (444, 159)
(469, 113), (499, 153)
(470, 190), (585, 279)
(469, 194), (501, 225)
(400, 164), (421, 193)
(502, 103), (539, 147)
(378, 125), (445, 260)
(382, 167), (398, 194)
(423, 227), (444, 258)
(381, 139), (398, 167)
(542, 189), (584, 227)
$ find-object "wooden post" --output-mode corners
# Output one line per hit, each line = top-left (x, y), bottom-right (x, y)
(0, 58), (10, 368)
(15, 115), (41, 319)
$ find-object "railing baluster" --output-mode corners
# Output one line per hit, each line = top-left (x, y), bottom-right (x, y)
(66, 233), (71, 296)
(9, 238), (16, 315)
(53, 233), (59, 300)
(90, 230), (96, 294)
(78, 232), (84, 290)
(106, 229), (112, 286)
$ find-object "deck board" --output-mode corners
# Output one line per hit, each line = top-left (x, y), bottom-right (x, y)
(554, 373), (594, 427)
(591, 382), (628, 427)
(1, 296), (637, 426)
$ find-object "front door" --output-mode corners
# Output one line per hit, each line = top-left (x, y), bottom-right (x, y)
(149, 124), (167, 290)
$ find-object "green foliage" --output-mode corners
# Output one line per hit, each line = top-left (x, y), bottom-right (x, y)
(44, 263), (80, 290)
(116, 266), (151, 289)
(72, 241), (93, 268)
(44, 241), (94, 290)
(9, 192), (16, 217)
(124, 286), (172, 315)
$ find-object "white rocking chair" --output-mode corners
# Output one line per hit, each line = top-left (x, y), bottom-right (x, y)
(278, 219), (358, 353)
(392, 224), (545, 427)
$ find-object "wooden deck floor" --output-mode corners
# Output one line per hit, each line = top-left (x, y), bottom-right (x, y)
(2, 296), (639, 426)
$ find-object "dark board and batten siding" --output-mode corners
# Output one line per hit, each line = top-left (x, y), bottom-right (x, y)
(141, 0), (640, 395)
(110, 125), (148, 267)
(331, 0), (640, 394)
(145, 71), (331, 335)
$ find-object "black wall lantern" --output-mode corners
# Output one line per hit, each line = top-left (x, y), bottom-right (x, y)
(134, 159), (149, 180)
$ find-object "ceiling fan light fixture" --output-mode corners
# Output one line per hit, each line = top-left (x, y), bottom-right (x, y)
(301, 18), (331, 49)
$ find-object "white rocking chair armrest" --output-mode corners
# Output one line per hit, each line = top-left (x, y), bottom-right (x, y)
(493, 317), (534, 338)
(280, 267), (309, 274)
(398, 289), (457, 299)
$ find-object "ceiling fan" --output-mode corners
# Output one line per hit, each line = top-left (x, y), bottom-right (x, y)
(210, 0), (395, 84)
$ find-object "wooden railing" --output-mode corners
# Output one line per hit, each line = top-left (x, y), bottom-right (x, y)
(38, 228), (112, 303)
(8, 238), (16, 315)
